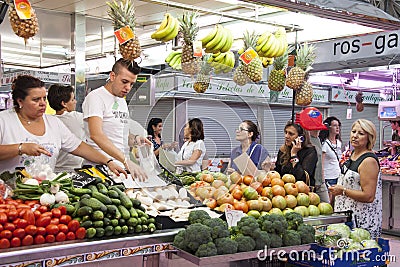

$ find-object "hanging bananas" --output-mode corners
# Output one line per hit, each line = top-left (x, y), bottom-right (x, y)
(256, 27), (288, 58)
(207, 51), (235, 74)
(201, 25), (234, 54)
(165, 51), (182, 70)
(151, 13), (180, 42)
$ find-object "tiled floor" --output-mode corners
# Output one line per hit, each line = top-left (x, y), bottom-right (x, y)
(382, 234), (400, 266)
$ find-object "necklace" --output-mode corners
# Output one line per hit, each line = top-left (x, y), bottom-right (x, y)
(17, 113), (39, 125)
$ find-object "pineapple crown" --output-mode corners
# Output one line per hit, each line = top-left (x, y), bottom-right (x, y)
(178, 11), (199, 44)
(273, 45), (294, 70)
(295, 43), (316, 71)
(106, 0), (136, 31)
(200, 54), (213, 74)
(242, 30), (258, 51)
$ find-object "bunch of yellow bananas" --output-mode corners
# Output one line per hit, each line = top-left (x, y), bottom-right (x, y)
(256, 27), (288, 58)
(261, 57), (274, 68)
(151, 13), (180, 42)
(201, 25), (233, 54)
(207, 51), (235, 74)
(165, 51), (182, 70)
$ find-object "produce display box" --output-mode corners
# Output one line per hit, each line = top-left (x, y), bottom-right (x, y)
(287, 238), (390, 267)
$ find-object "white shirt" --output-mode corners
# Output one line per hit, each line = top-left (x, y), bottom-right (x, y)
(0, 109), (81, 172)
(177, 140), (206, 173)
(82, 86), (130, 161)
(322, 139), (342, 180)
(54, 111), (85, 172)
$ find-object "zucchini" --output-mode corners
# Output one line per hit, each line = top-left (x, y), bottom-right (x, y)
(92, 191), (112, 205)
(121, 225), (129, 235)
(86, 228), (96, 238)
(130, 198), (142, 208)
(119, 218), (126, 226)
(107, 190), (119, 199)
(129, 207), (138, 218)
(93, 220), (104, 228)
(127, 217), (138, 227)
(114, 226), (122, 235)
(92, 210), (104, 221)
(95, 228), (105, 237)
(110, 219), (119, 227)
(118, 205), (131, 220)
(103, 218), (111, 227)
(104, 225), (114, 236)
(80, 198), (107, 213)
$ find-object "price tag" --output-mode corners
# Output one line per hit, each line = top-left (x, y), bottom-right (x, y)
(225, 208), (245, 227)
(193, 40), (203, 57)
(114, 25), (135, 44)
(239, 48), (257, 65)
(347, 107), (352, 120)
(14, 0), (32, 20)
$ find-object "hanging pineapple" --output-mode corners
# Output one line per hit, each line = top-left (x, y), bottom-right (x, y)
(295, 81), (313, 106)
(268, 47), (290, 91)
(193, 55), (212, 93)
(107, 0), (141, 61)
(233, 64), (250, 86)
(179, 11), (200, 75)
(237, 30), (263, 83)
(8, 0), (39, 42)
(286, 43), (316, 90)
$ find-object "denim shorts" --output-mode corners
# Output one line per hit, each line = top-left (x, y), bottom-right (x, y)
(326, 178), (338, 186)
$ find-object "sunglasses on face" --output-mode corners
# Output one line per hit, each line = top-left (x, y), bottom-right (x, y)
(237, 127), (249, 132)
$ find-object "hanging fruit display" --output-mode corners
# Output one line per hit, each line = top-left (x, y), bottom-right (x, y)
(8, 0), (39, 42)
(286, 43), (316, 91)
(268, 47), (291, 92)
(208, 51), (235, 74)
(236, 31), (263, 83)
(201, 24), (233, 54)
(193, 54), (213, 93)
(256, 27), (288, 58)
(107, 0), (141, 61)
(165, 51), (182, 70)
(151, 13), (179, 42)
(179, 11), (200, 75)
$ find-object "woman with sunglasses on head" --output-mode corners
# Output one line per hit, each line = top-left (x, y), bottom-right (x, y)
(226, 120), (269, 174)
(274, 122), (318, 186)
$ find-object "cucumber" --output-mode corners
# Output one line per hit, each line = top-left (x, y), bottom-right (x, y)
(140, 216), (148, 225)
(106, 205), (118, 215)
(93, 177), (103, 185)
(148, 223), (156, 233)
(80, 194), (91, 200)
(96, 183), (108, 195)
(86, 228), (96, 238)
(107, 190), (119, 199)
(70, 187), (92, 196)
(111, 198), (121, 206)
(127, 217), (138, 227)
(92, 210), (104, 221)
(128, 226), (135, 234)
(110, 219), (119, 227)
(103, 218), (111, 227)
(130, 198), (141, 208)
(142, 225), (148, 232)
(93, 220), (104, 228)
(77, 206), (93, 217)
(118, 205), (131, 220)
(104, 225), (114, 236)
(112, 187), (132, 209)
(114, 226), (122, 235)
(135, 225), (142, 233)
(82, 215), (91, 222)
(80, 220), (93, 229)
(129, 207), (138, 218)
(95, 228), (105, 237)
(88, 185), (98, 193)
(121, 225), (129, 235)
(92, 192), (112, 205)
(80, 198), (107, 212)
(147, 218), (155, 224)
(119, 218), (126, 226)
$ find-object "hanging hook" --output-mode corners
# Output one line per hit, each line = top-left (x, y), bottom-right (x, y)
(217, 13), (223, 24)
(165, 0), (169, 12)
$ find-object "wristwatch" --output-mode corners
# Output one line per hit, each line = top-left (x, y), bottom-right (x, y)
(290, 157), (299, 164)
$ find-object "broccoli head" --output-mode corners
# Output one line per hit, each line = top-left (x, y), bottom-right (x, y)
(254, 230), (272, 250)
(195, 242), (218, 257)
(173, 230), (187, 251)
(283, 229), (302, 247)
(297, 224), (316, 244)
(203, 217), (230, 240)
(237, 216), (260, 237)
(188, 210), (211, 224)
(215, 237), (238, 255)
(235, 235), (256, 252)
(285, 212), (304, 230)
(258, 214), (288, 235)
(270, 233), (283, 248)
(184, 223), (213, 253)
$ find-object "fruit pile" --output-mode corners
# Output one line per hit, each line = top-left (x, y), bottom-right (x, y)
(189, 170), (333, 218)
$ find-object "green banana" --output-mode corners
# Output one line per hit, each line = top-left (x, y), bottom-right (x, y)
(162, 17), (179, 42)
(151, 13), (170, 40)
(220, 29), (233, 53)
(152, 14), (175, 40)
(168, 53), (181, 68)
(201, 25), (219, 46)
(165, 51), (181, 63)
(213, 52), (226, 63)
(257, 31), (272, 45)
(172, 56), (181, 69)
(205, 25), (223, 51)
(211, 27), (228, 53)
(261, 34), (277, 53)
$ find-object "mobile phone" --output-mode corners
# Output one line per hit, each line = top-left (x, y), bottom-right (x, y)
(325, 181), (332, 188)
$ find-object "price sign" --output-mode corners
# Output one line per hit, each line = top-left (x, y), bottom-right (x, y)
(346, 107), (352, 120)
(225, 208), (245, 227)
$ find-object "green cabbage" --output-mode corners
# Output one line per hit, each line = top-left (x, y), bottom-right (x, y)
(361, 240), (381, 251)
(350, 228), (371, 242)
(327, 223), (351, 238)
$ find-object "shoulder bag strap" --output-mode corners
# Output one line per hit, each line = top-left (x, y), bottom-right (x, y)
(249, 144), (259, 157)
(325, 140), (340, 162)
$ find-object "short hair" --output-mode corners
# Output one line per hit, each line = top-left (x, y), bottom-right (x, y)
(243, 120), (259, 142)
(47, 84), (74, 111)
(147, 118), (162, 138)
(12, 75), (45, 111)
(352, 119), (376, 150)
(188, 118), (204, 142)
(112, 58), (141, 75)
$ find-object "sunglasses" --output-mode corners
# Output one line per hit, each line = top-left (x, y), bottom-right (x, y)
(237, 127), (249, 132)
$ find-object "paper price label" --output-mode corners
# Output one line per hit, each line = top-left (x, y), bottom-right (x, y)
(239, 48), (258, 65)
(225, 208), (245, 227)
(114, 25), (135, 44)
(347, 107), (352, 120)
(193, 40), (203, 57)
(14, 0), (32, 20)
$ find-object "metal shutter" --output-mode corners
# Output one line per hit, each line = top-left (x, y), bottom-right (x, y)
(128, 99), (175, 142)
(187, 99), (257, 158)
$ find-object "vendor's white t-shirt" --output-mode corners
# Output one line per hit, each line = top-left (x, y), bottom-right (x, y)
(0, 109), (81, 172)
(54, 111), (85, 172)
(177, 140), (206, 172)
(82, 86), (130, 160)
(322, 139), (342, 180)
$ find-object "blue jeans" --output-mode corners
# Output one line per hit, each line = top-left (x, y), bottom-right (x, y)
(326, 178), (338, 186)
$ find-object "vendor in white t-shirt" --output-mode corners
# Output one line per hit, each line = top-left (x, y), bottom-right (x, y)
(175, 118), (206, 173)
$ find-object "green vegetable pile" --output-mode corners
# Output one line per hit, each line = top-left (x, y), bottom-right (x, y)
(173, 210), (316, 257)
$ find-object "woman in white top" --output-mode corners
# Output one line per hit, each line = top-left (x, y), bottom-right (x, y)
(175, 118), (206, 173)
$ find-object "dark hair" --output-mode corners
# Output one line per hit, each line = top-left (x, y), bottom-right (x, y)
(47, 84), (74, 111)
(147, 118), (162, 138)
(188, 118), (204, 142)
(243, 120), (260, 142)
(279, 122), (312, 166)
(112, 58), (141, 75)
(12, 75), (45, 111)
(319, 116), (342, 142)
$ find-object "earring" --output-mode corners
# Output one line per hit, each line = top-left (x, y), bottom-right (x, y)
(19, 106), (22, 109)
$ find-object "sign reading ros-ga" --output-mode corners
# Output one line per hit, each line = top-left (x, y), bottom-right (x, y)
(315, 30), (399, 63)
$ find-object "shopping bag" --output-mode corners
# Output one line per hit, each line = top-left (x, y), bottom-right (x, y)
(159, 148), (178, 173)
(233, 152), (258, 177)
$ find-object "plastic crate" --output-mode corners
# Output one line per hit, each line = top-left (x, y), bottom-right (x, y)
(288, 238), (390, 267)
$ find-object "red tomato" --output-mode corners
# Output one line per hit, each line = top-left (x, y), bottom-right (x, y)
(25, 225), (37, 236)
(16, 219), (29, 229)
(14, 199), (23, 204)
(36, 216), (51, 228)
(0, 224), (3, 232)
(55, 232), (66, 242)
(25, 200), (39, 207)
(0, 238), (10, 249)
(12, 228), (25, 239)
(66, 232), (75, 240)
(58, 206), (67, 216)
(0, 230), (12, 239)
(33, 210), (41, 219)
(4, 223), (15, 232)
(10, 237), (20, 247)
(51, 208), (62, 218)
(59, 215), (72, 225)
(68, 220), (80, 232)
(37, 206), (48, 213)
(50, 218), (59, 225)
(36, 227), (46, 236)
(40, 212), (52, 218)
(6, 199), (19, 206)
(58, 224), (68, 234)
(0, 212), (7, 224)
(23, 210), (35, 225)
(45, 224), (59, 235)
(75, 227), (86, 240)
(21, 235), (33, 246)
(45, 234), (55, 243)
(7, 210), (18, 221)
(17, 204), (30, 210)
(34, 235), (45, 245)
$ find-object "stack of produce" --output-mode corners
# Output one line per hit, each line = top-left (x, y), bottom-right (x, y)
(188, 170), (333, 218)
(268, 46), (292, 93)
(151, 13), (180, 43)
(173, 210), (315, 257)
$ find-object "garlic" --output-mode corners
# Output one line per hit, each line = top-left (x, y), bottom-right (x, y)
(40, 193), (55, 206)
(49, 184), (60, 194)
(55, 191), (69, 203)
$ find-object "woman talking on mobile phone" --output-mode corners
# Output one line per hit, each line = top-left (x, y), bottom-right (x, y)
(274, 122), (318, 186)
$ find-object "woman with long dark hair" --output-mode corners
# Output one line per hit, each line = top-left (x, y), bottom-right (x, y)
(147, 118), (163, 157)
